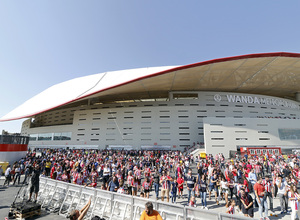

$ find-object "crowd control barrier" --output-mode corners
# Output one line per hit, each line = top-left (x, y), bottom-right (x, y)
(25, 177), (257, 220)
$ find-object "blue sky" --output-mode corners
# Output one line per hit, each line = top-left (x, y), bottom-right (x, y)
(1, 1), (300, 133)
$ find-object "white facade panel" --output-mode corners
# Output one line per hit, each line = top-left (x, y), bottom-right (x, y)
(204, 117), (300, 157)
(23, 91), (300, 153)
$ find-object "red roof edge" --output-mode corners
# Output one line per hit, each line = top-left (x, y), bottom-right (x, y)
(1, 52), (300, 122)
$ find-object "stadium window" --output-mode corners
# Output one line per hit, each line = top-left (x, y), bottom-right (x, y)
(142, 111), (151, 113)
(236, 138), (248, 140)
(234, 124), (246, 126)
(259, 138), (270, 140)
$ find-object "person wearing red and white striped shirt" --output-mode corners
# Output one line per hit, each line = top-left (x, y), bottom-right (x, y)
(226, 200), (236, 214)
(288, 184), (300, 220)
(127, 171), (134, 195)
(160, 171), (172, 202)
(262, 176), (274, 213)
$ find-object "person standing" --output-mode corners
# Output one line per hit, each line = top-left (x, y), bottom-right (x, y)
(3, 165), (11, 186)
(177, 173), (184, 199)
(0, 165), (3, 177)
(185, 169), (196, 204)
(254, 177), (269, 220)
(263, 176), (274, 214)
(152, 169), (160, 200)
(45, 160), (51, 176)
(28, 164), (41, 203)
(171, 178), (178, 203)
(288, 184), (300, 220)
(198, 174), (208, 210)
(276, 175), (289, 214)
(13, 165), (21, 185)
(160, 171), (172, 202)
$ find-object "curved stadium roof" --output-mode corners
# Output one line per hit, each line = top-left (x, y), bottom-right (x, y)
(1, 52), (300, 122)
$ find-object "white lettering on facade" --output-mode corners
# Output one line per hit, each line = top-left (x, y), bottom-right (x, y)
(224, 94), (299, 110)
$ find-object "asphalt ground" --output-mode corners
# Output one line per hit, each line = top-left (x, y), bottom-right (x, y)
(0, 164), (295, 220)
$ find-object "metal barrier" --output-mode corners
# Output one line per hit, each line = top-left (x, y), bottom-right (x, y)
(46, 181), (68, 212)
(37, 177), (258, 220)
(59, 183), (82, 216)
(185, 206), (218, 220)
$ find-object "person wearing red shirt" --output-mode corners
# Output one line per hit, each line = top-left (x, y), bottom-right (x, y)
(254, 177), (269, 220)
(142, 178), (151, 199)
(177, 173), (184, 198)
(50, 163), (57, 179)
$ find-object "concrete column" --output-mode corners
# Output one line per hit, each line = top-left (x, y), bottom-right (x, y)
(296, 92), (300, 102)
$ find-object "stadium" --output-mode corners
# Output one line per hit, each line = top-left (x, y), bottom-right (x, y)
(1, 52), (300, 157)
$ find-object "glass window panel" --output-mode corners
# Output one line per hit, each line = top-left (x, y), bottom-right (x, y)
(278, 129), (300, 140)
(37, 133), (52, 141)
(29, 134), (38, 141)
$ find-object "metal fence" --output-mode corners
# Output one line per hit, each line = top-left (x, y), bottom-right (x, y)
(19, 177), (257, 220)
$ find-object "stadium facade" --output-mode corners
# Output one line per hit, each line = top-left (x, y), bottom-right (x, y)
(1, 52), (300, 157)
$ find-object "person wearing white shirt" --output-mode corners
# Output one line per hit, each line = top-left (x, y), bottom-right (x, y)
(276, 175), (289, 214)
(3, 165), (11, 186)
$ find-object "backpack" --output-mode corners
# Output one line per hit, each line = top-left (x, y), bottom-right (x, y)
(232, 185), (237, 195)
(247, 179), (253, 193)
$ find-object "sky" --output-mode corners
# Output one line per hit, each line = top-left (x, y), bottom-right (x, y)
(0, 1), (300, 133)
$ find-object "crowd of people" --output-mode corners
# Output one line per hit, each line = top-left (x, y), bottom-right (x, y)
(2, 148), (300, 220)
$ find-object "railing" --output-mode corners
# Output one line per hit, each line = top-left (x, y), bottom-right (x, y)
(19, 177), (257, 220)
